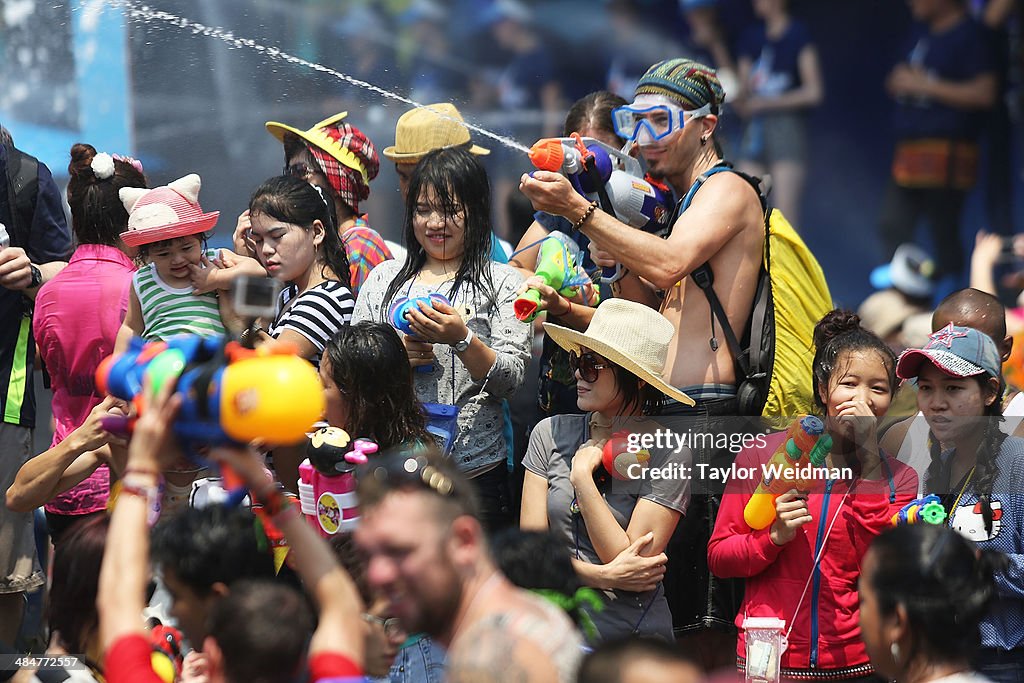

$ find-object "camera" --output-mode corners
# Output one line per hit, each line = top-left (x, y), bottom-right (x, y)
(233, 275), (281, 318)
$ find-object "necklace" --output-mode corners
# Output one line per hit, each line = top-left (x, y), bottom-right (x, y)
(947, 466), (976, 523)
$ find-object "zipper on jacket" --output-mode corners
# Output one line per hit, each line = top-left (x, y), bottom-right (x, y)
(809, 479), (835, 668)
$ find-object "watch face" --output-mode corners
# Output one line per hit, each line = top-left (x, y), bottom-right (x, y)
(454, 340), (469, 352)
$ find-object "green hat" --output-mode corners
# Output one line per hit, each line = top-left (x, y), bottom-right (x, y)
(635, 58), (725, 111)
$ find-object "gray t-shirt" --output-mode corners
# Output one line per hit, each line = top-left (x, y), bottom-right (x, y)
(353, 259), (530, 473)
(523, 414), (690, 641)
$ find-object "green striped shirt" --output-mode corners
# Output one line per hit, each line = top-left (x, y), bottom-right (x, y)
(135, 250), (225, 340)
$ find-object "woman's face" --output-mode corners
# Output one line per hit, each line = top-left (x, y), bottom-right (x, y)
(318, 355), (350, 430)
(575, 348), (625, 416)
(916, 363), (998, 446)
(857, 549), (898, 679)
(413, 185), (466, 264)
(820, 349), (892, 440)
(248, 211), (323, 284)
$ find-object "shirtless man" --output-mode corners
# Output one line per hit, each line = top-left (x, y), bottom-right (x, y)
(519, 57), (764, 409)
(355, 449), (583, 682)
(520, 58), (764, 666)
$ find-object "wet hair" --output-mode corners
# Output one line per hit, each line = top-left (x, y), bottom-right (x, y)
(812, 309), (897, 411)
(357, 446), (481, 526)
(328, 532), (373, 605)
(868, 524), (1006, 665)
(564, 91), (628, 143)
(249, 174), (350, 291)
(323, 322), (429, 449)
(609, 362), (664, 416)
(933, 288), (1007, 345)
(207, 579), (314, 683)
(493, 528), (581, 596)
(578, 635), (698, 683)
(381, 147), (496, 314)
(925, 373), (1005, 537)
(66, 142), (147, 246)
(151, 504), (277, 596)
(48, 515), (109, 658)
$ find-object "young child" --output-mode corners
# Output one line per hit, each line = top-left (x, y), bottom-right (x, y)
(114, 174), (227, 352)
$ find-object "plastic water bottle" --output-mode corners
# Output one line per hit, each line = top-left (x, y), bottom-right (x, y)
(0, 222), (9, 249)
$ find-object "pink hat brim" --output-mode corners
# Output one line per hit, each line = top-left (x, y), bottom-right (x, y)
(119, 212), (219, 248)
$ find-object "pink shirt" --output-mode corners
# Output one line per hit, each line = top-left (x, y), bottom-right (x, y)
(33, 244), (136, 515)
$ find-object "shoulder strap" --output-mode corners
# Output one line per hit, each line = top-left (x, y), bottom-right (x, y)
(2, 142), (39, 248)
(686, 163), (770, 377)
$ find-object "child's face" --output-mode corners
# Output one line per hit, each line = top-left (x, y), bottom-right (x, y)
(149, 236), (204, 285)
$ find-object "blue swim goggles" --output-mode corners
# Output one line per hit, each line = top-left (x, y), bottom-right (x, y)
(611, 102), (713, 144)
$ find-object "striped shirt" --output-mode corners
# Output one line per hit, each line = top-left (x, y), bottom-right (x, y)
(268, 280), (354, 361)
(135, 249), (225, 340)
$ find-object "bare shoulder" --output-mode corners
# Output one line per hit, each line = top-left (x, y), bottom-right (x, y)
(675, 168), (764, 237)
(447, 595), (582, 683)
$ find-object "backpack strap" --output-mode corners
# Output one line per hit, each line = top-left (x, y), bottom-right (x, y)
(685, 163), (769, 379)
(2, 142), (39, 249)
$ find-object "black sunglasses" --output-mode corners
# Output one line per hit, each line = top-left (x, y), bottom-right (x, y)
(568, 350), (609, 383)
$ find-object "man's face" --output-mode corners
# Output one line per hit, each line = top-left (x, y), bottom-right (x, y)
(396, 162), (417, 203)
(355, 490), (464, 638)
(626, 95), (708, 182)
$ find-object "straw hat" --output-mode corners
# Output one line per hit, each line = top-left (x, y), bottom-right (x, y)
(544, 299), (695, 406)
(382, 103), (490, 162)
(119, 174), (219, 248)
(265, 112), (376, 184)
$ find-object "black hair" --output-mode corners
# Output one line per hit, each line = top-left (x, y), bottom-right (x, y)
(207, 579), (314, 683)
(610, 362), (664, 416)
(48, 515), (109, 658)
(925, 373), (1005, 536)
(151, 504), (276, 595)
(66, 143), (147, 247)
(249, 174), (351, 291)
(564, 91), (628, 143)
(323, 322), (429, 449)
(357, 446), (482, 526)
(328, 532), (373, 605)
(868, 524), (1006, 666)
(578, 635), (698, 683)
(812, 309), (897, 411)
(381, 147), (497, 314)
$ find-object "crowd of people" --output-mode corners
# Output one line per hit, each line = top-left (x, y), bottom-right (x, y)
(0, 1), (1022, 681)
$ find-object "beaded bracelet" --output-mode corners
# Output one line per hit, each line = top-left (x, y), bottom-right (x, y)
(573, 201), (599, 230)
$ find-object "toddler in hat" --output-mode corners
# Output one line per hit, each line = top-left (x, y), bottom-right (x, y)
(114, 174), (227, 352)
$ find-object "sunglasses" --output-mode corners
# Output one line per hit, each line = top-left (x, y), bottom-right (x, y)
(363, 613), (407, 641)
(283, 162), (321, 179)
(568, 350), (610, 383)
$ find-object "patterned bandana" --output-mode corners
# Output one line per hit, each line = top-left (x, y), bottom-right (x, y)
(305, 121), (380, 214)
(634, 58), (725, 112)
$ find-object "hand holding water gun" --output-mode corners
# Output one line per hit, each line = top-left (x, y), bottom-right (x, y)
(891, 494), (947, 526)
(528, 133), (673, 284)
(744, 416), (833, 531)
(515, 231), (594, 322)
(95, 334), (324, 456)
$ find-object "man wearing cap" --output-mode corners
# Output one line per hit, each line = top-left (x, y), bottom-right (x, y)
(521, 58), (762, 663)
(255, 113), (392, 296)
(383, 103), (511, 262)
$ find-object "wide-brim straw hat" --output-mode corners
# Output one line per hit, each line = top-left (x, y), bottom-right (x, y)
(266, 112), (373, 183)
(544, 299), (695, 406)
(382, 103), (490, 162)
(119, 174), (219, 248)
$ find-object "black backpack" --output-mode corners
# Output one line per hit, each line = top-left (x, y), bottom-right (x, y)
(2, 141), (40, 248)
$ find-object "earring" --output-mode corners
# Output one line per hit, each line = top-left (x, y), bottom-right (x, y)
(700, 135), (708, 146)
(889, 642), (900, 665)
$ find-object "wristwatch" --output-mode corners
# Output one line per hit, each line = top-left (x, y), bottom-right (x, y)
(450, 328), (474, 353)
(28, 265), (42, 288)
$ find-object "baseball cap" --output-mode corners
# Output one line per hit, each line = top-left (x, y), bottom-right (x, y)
(896, 323), (1002, 380)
